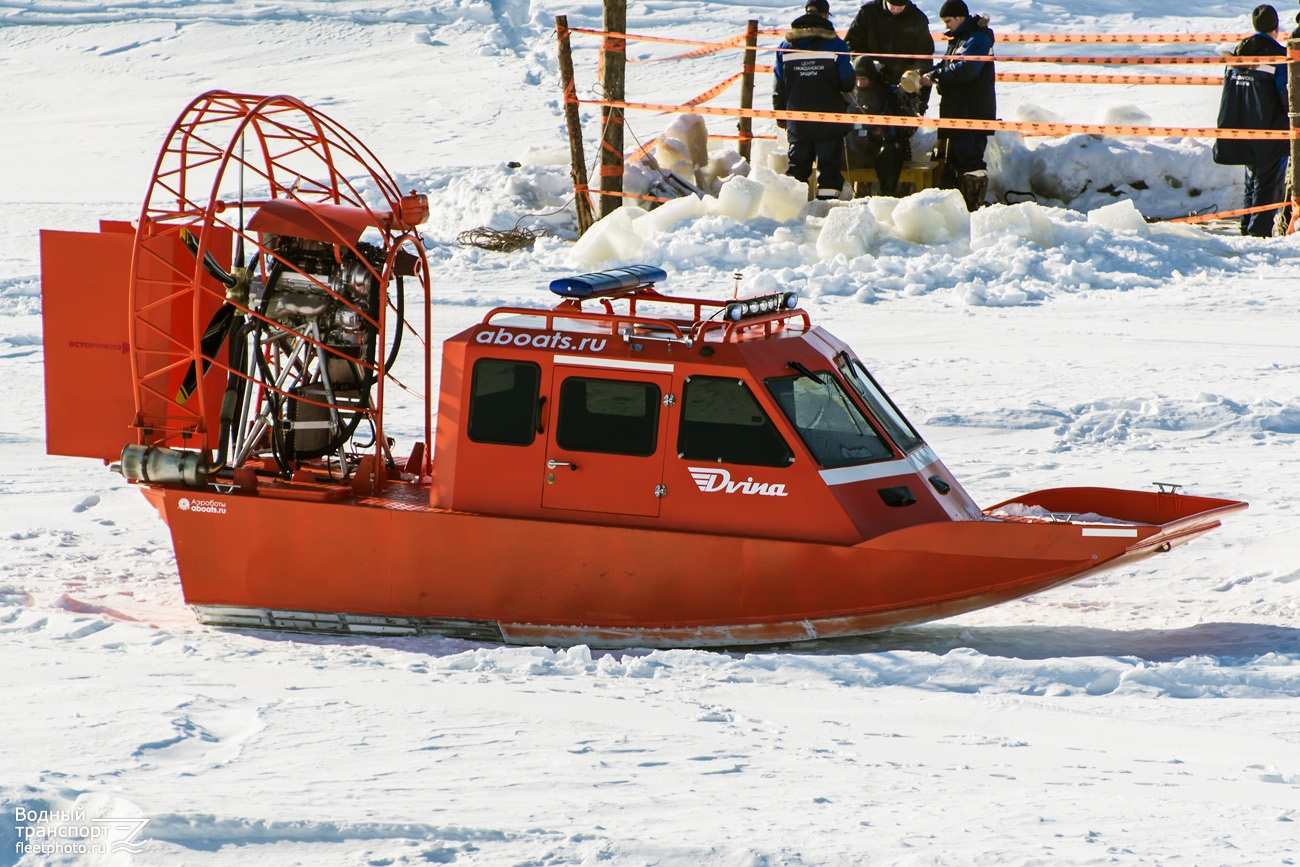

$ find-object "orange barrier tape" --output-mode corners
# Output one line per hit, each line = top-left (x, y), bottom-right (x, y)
(682, 68), (779, 108)
(1169, 201), (1290, 223)
(596, 189), (674, 204)
(755, 28), (1249, 43)
(988, 32), (1249, 44)
(684, 73), (745, 106)
(569, 27), (1269, 66)
(849, 51), (1274, 65)
(628, 137), (658, 162)
(997, 72), (1223, 86)
(582, 98), (1295, 139)
(629, 32), (746, 63)
(627, 130), (778, 164)
(568, 27), (736, 52)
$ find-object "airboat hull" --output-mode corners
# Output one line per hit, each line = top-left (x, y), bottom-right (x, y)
(143, 483), (1245, 648)
(42, 92), (1247, 649)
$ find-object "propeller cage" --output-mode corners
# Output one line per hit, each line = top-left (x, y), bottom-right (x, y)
(124, 91), (432, 485)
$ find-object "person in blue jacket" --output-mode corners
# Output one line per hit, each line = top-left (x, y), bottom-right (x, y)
(773, 0), (856, 200)
(919, 0), (996, 211)
(1213, 5), (1289, 237)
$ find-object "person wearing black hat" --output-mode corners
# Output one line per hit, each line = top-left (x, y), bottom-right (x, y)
(1213, 5), (1289, 236)
(773, 2), (856, 199)
(918, 0), (996, 211)
(844, 53), (917, 196)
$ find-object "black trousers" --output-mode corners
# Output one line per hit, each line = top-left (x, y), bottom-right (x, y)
(787, 134), (848, 198)
(1243, 154), (1287, 237)
(945, 132), (988, 177)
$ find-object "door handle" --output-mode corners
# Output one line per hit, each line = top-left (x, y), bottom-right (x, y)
(547, 459), (578, 471)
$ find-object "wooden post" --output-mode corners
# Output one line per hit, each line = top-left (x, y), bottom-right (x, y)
(1287, 38), (1300, 234)
(556, 16), (595, 235)
(599, 0), (627, 218)
(738, 20), (759, 163)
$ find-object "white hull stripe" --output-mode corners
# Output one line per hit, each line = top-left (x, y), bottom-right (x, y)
(553, 354), (674, 373)
(1081, 527), (1140, 538)
(818, 445), (939, 486)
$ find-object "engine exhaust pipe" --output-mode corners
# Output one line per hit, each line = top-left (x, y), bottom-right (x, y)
(115, 444), (209, 487)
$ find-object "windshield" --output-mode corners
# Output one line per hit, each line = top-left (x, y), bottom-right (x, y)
(766, 371), (893, 468)
(838, 356), (924, 454)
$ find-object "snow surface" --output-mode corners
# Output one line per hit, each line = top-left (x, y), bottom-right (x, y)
(2, 1), (1299, 865)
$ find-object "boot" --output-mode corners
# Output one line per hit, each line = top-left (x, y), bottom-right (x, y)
(875, 141), (904, 197)
(958, 170), (988, 212)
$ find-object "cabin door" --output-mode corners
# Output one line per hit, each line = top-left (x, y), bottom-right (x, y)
(541, 366), (672, 518)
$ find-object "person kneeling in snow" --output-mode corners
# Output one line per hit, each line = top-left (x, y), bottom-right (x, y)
(1213, 4), (1289, 237)
(919, 0), (996, 212)
(773, 0), (856, 200)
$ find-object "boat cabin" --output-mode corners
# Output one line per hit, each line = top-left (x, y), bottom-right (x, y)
(432, 265), (981, 544)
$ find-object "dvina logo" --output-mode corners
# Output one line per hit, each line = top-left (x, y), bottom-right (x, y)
(688, 467), (789, 497)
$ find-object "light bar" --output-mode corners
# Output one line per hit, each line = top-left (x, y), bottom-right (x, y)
(725, 292), (799, 322)
(549, 264), (668, 299)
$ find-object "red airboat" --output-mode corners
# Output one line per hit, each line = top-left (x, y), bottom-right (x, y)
(40, 92), (1245, 647)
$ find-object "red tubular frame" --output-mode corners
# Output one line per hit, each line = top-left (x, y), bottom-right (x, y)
(126, 91), (433, 482)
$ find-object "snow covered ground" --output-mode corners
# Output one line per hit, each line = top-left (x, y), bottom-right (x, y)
(2, 1), (1299, 864)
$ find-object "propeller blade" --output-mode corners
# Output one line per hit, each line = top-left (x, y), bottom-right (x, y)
(175, 302), (238, 404)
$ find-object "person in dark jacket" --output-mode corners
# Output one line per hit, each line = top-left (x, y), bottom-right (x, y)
(845, 0), (934, 92)
(843, 0), (934, 193)
(773, 0), (856, 200)
(1213, 5), (1289, 237)
(845, 56), (915, 196)
(920, 0), (996, 211)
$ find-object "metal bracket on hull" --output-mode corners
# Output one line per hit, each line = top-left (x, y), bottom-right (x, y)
(194, 605), (506, 642)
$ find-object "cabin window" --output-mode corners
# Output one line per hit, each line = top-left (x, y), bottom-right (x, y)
(838, 356), (924, 454)
(556, 377), (660, 456)
(677, 376), (793, 467)
(467, 358), (541, 446)
(766, 371), (893, 468)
